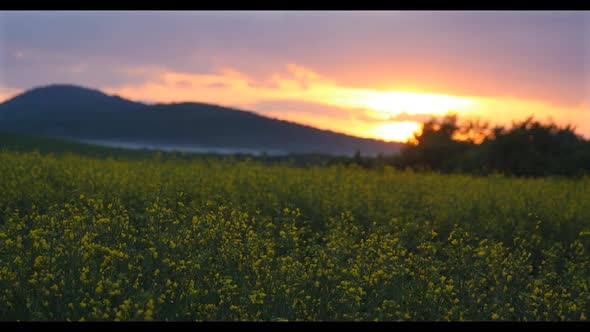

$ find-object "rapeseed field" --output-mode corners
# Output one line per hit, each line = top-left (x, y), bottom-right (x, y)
(0, 150), (588, 321)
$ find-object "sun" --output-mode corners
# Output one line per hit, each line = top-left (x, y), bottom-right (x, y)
(370, 121), (422, 143)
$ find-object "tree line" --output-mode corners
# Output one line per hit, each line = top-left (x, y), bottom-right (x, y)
(355, 114), (590, 177)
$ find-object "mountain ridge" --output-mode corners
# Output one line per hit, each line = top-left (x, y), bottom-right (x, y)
(0, 84), (404, 156)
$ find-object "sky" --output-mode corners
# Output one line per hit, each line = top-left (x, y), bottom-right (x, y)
(0, 11), (589, 142)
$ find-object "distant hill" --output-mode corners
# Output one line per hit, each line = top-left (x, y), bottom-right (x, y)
(0, 84), (403, 156)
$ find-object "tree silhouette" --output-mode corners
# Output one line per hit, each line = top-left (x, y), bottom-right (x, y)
(395, 114), (590, 177)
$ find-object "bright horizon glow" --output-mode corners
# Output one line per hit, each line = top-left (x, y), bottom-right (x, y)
(1, 63), (588, 143)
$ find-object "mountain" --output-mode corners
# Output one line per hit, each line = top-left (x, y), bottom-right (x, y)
(0, 85), (145, 138)
(0, 84), (403, 156)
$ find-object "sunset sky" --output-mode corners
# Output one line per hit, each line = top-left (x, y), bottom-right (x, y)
(0, 11), (589, 142)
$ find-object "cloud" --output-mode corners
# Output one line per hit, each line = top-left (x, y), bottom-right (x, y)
(284, 63), (330, 90)
(103, 63), (335, 106)
(3, 11), (588, 107)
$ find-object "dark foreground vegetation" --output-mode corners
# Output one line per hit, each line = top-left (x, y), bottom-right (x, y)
(359, 115), (590, 177)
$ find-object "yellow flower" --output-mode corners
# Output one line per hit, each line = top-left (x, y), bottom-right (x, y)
(33, 256), (44, 268)
(145, 299), (155, 320)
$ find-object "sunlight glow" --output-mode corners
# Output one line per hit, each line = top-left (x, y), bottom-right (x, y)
(369, 121), (422, 143)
